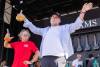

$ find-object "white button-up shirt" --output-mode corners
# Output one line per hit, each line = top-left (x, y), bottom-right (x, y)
(23, 17), (83, 59)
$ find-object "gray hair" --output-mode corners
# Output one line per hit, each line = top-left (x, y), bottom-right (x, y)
(18, 29), (31, 38)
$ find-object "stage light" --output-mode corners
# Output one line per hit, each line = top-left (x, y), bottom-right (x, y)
(20, 0), (23, 4)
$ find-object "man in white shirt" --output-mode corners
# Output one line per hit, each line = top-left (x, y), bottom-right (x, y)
(19, 3), (93, 67)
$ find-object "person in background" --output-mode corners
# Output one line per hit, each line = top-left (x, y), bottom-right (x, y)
(87, 53), (99, 67)
(72, 53), (83, 67)
(0, 60), (7, 67)
(18, 2), (93, 67)
(4, 29), (39, 67)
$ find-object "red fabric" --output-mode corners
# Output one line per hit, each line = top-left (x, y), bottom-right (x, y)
(10, 41), (38, 67)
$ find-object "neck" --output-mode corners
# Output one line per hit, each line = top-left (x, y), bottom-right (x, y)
(21, 40), (28, 42)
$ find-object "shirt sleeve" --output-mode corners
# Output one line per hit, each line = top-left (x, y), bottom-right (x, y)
(10, 42), (17, 49)
(65, 17), (83, 33)
(30, 41), (38, 52)
(23, 18), (47, 36)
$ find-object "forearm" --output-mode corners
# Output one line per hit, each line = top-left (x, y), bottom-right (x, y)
(31, 51), (39, 63)
(23, 18), (43, 35)
(79, 11), (86, 21)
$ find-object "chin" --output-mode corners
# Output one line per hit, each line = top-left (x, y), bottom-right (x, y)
(21, 39), (28, 42)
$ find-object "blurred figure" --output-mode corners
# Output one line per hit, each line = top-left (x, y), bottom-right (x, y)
(87, 53), (99, 67)
(17, 2), (93, 67)
(4, 29), (39, 67)
(72, 54), (83, 67)
(0, 60), (8, 67)
(34, 61), (40, 67)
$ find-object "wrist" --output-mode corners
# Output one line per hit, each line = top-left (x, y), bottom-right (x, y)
(80, 11), (86, 14)
(80, 10), (86, 14)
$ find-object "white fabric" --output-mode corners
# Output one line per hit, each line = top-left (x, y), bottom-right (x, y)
(72, 59), (83, 67)
(42, 26), (65, 57)
(23, 17), (83, 59)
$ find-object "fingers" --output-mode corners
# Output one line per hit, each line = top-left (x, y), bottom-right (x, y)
(23, 61), (32, 65)
(82, 2), (93, 12)
(88, 3), (93, 9)
(87, 2), (93, 10)
(83, 3), (88, 8)
(4, 36), (14, 42)
(5, 33), (10, 37)
(83, 3), (87, 5)
(23, 61), (27, 64)
(88, 2), (93, 6)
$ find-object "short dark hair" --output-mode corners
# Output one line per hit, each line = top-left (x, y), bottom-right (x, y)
(52, 12), (61, 18)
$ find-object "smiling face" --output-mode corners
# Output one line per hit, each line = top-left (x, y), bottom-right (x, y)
(50, 14), (61, 26)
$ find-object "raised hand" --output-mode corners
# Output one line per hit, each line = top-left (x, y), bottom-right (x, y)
(4, 29), (14, 42)
(16, 10), (26, 22)
(79, 3), (93, 20)
(81, 3), (93, 12)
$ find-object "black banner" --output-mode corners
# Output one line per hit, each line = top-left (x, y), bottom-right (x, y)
(82, 17), (100, 28)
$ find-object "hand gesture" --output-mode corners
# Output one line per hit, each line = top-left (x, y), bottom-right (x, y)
(16, 10), (26, 22)
(4, 29), (14, 42)
(81, 3), (93, 12)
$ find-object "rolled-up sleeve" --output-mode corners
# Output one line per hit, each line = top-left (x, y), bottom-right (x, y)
(67, 17), (83, 33)
(23, 18), (46, 36)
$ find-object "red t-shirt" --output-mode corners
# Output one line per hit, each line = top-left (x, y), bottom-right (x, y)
(10, 41), (38, 67)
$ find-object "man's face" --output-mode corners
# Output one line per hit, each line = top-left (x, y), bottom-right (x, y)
(50, 14), (61, 26)
(20, 31), (30, 42)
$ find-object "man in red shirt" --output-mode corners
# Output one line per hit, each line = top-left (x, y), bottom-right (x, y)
(4, 29), (39, 67)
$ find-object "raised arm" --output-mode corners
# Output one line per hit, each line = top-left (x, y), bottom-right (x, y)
(4, 29), (13, 48)
(16, 10), (47, 36)
(66, 3), (93, 33)
(23, 18), (47, 36)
